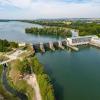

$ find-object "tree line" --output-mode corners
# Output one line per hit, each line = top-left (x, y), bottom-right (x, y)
(69, 21), (100, 36)
(0, 39), (18, 52)
(25, 27), (71, 37)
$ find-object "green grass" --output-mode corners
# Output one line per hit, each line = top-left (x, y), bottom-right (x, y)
(29, 57), (55, 100)
(37, 74), (55, 100)
(0, 65), (18, 100)
(15, 80), (34, 100)
(7, 60), (35, 100)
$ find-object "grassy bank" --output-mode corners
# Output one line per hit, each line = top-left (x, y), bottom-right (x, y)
(7, 56), (55, 100)
(29, 57), (55, 100)
(0, 65), (18, 100)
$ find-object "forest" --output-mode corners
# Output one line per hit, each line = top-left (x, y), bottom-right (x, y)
(25, 27), (71, 37)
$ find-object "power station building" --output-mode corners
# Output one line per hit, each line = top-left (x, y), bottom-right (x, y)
(67, 35), (98, 46)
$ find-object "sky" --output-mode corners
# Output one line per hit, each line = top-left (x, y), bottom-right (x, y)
(0, 0), (100, 19)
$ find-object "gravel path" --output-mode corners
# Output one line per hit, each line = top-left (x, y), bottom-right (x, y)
(24, 74), (42, 100)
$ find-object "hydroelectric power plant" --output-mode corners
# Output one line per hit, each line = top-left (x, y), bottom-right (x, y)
(33, 35), (100, 53)
(0, 21), (100, 100)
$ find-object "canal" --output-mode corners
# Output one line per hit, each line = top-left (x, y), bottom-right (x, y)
(0, 21), (100, 100)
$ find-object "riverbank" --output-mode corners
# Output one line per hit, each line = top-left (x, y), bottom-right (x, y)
(30, 57), (55, 100)
(7, 56), (55, 100)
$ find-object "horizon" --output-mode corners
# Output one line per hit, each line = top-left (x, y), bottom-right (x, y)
(0, 0), (100, 19)
(0, 18), (100, 20)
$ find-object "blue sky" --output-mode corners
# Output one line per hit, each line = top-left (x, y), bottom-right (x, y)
(0, 0), (100, 19)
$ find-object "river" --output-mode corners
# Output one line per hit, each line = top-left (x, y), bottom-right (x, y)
(0, 21), (100, 100)
(0, 21), (61, 43)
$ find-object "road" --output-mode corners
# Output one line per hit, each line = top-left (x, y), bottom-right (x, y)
(24, 74), (42, 100)
(0, 50), (26, 65)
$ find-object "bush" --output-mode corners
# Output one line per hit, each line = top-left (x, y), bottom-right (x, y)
(0, 39), (18, 52)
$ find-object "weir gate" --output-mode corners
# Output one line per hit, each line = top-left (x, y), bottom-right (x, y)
(33, 39), (78, 53)
(32, 35), (100, 53)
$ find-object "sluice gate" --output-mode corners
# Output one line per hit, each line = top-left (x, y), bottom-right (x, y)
(33, 39), (78, 53)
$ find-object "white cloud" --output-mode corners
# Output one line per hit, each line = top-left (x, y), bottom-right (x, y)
(30, 2), (100, 18)
(0, 0), (100, 19)
(0, 0), (32, 8)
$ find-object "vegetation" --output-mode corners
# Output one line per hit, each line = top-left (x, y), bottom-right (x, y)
(22, 20), (70, 27)
(29, 57), (55, 100)
(69, 21), (100, 36)
(8, 56), (55, 100)
(0, 39), (18, 52)
(25, 20), (100, 37)
(18, 59), (31, 75)
(0, 65), (18, 100)
(8, 60), (34, 100)
(25, 27), (71, 37)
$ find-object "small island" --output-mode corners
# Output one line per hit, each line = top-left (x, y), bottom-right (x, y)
(25, 27), (71, 37)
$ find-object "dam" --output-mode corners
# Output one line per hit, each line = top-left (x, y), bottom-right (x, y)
(33, 35), (100, 53)
(0, 21), (100, 100)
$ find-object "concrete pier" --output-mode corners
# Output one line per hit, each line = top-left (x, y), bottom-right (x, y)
(62, 40), (68, 47)
(49, 42), (55, 51)
(40, 43), (45, 53)
(67, 45), (79, 51)
(58, 41), (64, 49)
(89, 42), (100, 48)
(53, 42), (59, 49)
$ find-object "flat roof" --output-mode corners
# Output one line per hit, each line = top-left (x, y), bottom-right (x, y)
(68, 35), (97, 39)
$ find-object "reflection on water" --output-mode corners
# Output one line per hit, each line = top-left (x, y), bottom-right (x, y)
(0, 21), (61, 43)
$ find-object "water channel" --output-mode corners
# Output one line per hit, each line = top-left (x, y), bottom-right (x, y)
(0, 21), (100, 100)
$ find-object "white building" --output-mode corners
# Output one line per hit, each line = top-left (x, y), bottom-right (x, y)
(71, 30), (79, 37)
(18, 42), (26, 47)
(91, 36), (100, 44)
(67, 35), (98, 46)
